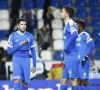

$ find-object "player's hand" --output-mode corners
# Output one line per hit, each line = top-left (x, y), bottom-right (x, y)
(31, 67), (36, 73)
(81, 55), (88, 66)
(20, 40), (27, 46)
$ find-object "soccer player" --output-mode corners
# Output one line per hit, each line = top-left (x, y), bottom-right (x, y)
(76, 19), (95, 90)
(60, 6), (79, 90)
(7, 18), (36, 90)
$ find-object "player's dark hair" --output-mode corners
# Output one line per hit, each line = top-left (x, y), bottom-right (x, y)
(17, 18), (26, 24)
(63, 5), (74, 18)
(76, 19), (86, 29)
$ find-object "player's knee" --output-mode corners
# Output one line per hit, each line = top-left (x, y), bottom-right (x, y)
(60, 79), (67, 85)
(70, 78), (78, 86)
(14, 80), (20, 83)
(22, 82), (28, 86)
(77, 78), (82, 86)
(81, 79), (89, 86)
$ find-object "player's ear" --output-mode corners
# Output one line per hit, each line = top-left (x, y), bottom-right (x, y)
(17, 24), (19, 28)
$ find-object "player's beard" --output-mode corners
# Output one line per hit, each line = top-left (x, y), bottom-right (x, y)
(18, 27), (26, 33)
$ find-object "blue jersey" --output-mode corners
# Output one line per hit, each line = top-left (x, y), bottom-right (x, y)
(64, 19), (79, 61)
(76, 31), (93, 63)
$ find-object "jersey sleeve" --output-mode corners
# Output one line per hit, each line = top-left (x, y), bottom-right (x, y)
(83, 33), (92, 43)
(7, 35), (13, 48)
(69, 21), (78, 35)
(30, 35), (35, 48)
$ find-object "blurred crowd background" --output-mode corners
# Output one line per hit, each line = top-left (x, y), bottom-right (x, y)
(0, 0), (100, 80)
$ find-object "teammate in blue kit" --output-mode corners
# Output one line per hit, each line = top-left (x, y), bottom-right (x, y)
(60, 6), (80, 90)
(7, 18), (36, 90)
(76, 19), (95, 90)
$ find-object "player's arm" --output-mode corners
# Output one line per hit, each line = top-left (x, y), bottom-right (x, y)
(64, 26), (78, 53)
(81, 34), (95, 66)
(7, 35), (21, 54)
(30, 35), (36, 68)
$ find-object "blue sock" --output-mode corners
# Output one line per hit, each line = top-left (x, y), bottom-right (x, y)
(78, 86), (83, 90)
(22, 85), (28, 90)
(14, 83), (20, 90)
(60, 85), (67, 90)
(86, 84), (96, 90)
(72, 85), (79, 90)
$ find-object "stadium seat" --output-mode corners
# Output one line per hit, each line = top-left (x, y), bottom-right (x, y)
(0, 10), (9, 19)
(52, 29), (63, 39)
(0, 40), (8, 50)
(40, 50), (52, 60)
(94, 39), (100, 48)
(91, 19), (100, 28)
(83, 19), (89, 27)
(0, 30), (8, 40)
(90, 8), (100, 18)
(54, 50), (64, 60)
(36, 9), (44, 19)
(24, 0), (34, 10)
(53, 40), (64, 50)
(95, 50), (100, 60)
(51, 19), (63, 29)
(37, 19), (44, 29)
(88, 0), (99, 8)
(76, 9), (87, 19)
(92, 29), (100, 38)
(75, 0), (86, 8)
(52, 9), (61, 19)
(84, 29), (89, 33)
(50, 0), (60, 8)
(62, 0), (73, 7)
(36, 0), (44, 9)
(0, 20), (10, 30)
(0, 1), (8, 9)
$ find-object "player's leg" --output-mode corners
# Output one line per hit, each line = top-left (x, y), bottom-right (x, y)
(12, 56), (22, 90)
(80, 62), (96, 90)
(81, 79), (96, 90)
(68, 60), (79, 90)
(21, 58), (30, 90)
(77, 78), (83, 90)
(60, 63), (68, 90)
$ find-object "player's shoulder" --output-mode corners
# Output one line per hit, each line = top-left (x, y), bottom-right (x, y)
(81, 31), (90, 37)
(68, 19), (76, 26)
(26, 32), (34, 38)
(9, 31), (17, 37)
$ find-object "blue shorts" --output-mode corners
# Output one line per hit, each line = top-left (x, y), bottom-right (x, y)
(61, 60), (79, 79)
(12, 56), (30, 83)
(79, 62), (90, 79)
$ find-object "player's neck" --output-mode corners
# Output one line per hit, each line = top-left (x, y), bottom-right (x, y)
(64, 17), (71, 23)
(17, 30), (26, 35)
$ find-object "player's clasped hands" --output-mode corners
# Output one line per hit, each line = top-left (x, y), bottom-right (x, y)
(31, 67), (36, 73)
(20, 40), (28, 46)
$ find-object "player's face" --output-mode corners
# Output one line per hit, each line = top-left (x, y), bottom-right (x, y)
(61, 8), (68, 19)
(17, 21), (26, 32)
(76, 23), (82, 33)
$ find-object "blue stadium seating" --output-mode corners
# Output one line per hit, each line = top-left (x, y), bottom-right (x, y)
(36, 0), (44, 9)
(51, 0), (60, 8)
(95, 50), (100, 60)
(92, 29), (100, 38)
(24, 0), (34, 10)
(0, 30), (8, 40)
(90, 8), (100, 18)
(94, 39), (100, 48)
(0, 1), (8, 9)
(54, 50), (64, 60)
(76, 9), (87, 19)
(91, 19), (100, 28)
(88, 0), (99, 8)
(75, 0), (86, 8)
(62, 0), (73, 7)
